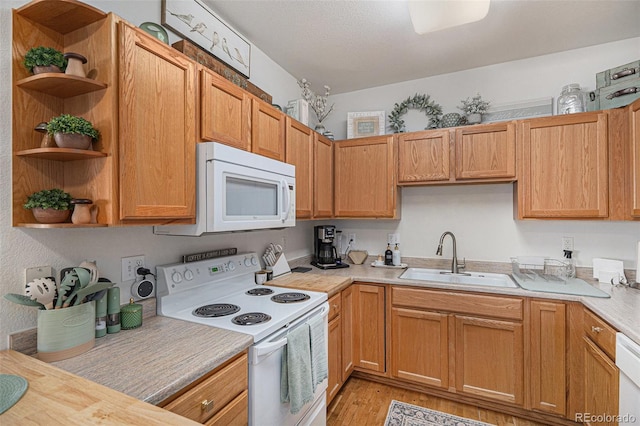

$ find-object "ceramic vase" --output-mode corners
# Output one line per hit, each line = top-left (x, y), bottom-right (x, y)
(63, 52), (87, 78)
(466, 113), (482, 125)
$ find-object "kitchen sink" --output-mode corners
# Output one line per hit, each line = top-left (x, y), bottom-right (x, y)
(399, 268), (518, 288)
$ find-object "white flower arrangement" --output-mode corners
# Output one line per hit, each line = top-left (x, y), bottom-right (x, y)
(458, 93), (491, 115)
(297, 78), (334, 124)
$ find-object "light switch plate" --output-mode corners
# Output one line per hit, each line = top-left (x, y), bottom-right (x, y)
(26, 266), (53, 285)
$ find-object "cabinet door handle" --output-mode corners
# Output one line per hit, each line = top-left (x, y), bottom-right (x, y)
(201, 399), (214, 412)
(591, 326), (603, 333)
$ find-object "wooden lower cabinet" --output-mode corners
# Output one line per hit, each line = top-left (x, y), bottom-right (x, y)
(529, 300), (566, 416)
(341, 286), (355, 381)
(162, 352), (248, 425)
(327, 287), (355, 405)
(583, 338), (619, 426)
(353, 283), (386, 373)
(390, 307), (448, 388)
(327, 293), (342, 404)
(454, 315), (524, 405)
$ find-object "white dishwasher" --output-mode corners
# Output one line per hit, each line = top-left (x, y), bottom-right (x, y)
(616, 333), (640, 425)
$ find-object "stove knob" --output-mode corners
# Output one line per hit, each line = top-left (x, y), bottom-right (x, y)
(184, 269), (194, 281)
(250, 256), (258, 266)
(227, 261), (236, 271)
(171, 271), (183, 284)
(244, 258), (251, 267)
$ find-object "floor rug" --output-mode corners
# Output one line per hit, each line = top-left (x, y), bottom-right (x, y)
(384, 400), (495, 426)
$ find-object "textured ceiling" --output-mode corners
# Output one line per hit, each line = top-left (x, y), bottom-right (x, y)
(206, 0), (640, 94)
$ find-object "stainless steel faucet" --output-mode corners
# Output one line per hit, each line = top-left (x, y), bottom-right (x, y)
(436, 231), (466, 274)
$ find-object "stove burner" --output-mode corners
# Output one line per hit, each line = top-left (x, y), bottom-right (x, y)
(232, 312), (272, 325)
(246, 288), (274, 296)
(193, 303), (240, 318)
(271, 292), (311, 304)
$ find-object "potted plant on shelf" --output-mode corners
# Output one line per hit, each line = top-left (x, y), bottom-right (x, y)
(457, 93), (491, 125)
(46, 114), (100, 150)
(24, 188), (73, 223)
(23, 46), (67, 75)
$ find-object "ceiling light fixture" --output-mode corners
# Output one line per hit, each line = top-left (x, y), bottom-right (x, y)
(408, 0), (491, 34)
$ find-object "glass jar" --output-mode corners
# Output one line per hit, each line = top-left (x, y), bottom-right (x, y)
(557, 83), (587, 114)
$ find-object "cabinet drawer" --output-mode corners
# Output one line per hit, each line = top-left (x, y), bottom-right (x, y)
(392, 287), (523, 320)
(205, 390), (248, 426)
(163, 353), (248, 423)
(584, 309), (617, 359)
(328, 293), (341, 320)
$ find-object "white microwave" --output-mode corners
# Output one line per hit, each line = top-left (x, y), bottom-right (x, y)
(154, 142), (295, 236)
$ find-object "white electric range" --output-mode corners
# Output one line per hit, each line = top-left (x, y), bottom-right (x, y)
(156, 252), (329, 426)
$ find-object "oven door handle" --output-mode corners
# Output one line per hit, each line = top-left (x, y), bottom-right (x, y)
(253, 337), (288, 362)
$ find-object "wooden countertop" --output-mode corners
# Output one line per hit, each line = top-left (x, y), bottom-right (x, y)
(0, 350), (200, 425)
(268, 272), (352, 296)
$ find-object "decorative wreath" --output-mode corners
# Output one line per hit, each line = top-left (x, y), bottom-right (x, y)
(388, 94), (443, 133)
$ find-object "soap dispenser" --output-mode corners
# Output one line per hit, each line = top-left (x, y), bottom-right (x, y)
(384, 244), (393, 265)
(393, 243), (401, 266)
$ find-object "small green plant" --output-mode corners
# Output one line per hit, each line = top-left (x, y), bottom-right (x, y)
(23, 188), (72, 211)
(23, 46), (67, 73)
(457, 93), (491, 115)
(46, 114), (100, 140)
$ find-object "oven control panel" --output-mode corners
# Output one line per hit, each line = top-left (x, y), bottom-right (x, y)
(156, 253), (261, 297)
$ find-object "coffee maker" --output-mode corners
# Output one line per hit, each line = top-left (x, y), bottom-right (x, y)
(311, 225), (349, 270)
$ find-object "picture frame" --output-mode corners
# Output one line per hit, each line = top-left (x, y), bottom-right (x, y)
(347, 111), (385, 139)
(162, 0), (251, 78)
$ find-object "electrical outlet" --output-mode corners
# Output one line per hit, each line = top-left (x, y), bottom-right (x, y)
(25, 266), (53, 285)
(562, 236), (574, 251)
(388, 233), (399, 245)
(347, 233), (356, 247)
(122, 255), (145, 281)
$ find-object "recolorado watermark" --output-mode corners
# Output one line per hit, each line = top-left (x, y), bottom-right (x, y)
(575, 413), (637, 423)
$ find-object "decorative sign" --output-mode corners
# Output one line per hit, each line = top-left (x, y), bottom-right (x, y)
(347, 111), (385, 139)
(162, 0), (251, 77)
(183, 247), (238, 263)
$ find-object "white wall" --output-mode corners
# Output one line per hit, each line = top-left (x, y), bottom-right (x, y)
(0, 0), (305, 350)
(323, 37), (640, 139)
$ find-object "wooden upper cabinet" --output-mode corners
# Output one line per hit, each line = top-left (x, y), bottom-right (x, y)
(251, 99), (286, 161)
(118, 22), (196, 221)
(631, 99), (640, 217)
(518, 112), (609, 219)
(398, 130), (450, 184)
(285, 117), (314, 218)
(314, 134), (334, 218)
(455, 122), (516, 181)
(200, 69), (250, 151)
(334, 136), (397, 218)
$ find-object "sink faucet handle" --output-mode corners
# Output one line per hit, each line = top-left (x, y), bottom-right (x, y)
(458, 258), (466, 270)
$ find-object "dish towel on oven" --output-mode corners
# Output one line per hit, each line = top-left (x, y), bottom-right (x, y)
(280, 323), (313, 414)
(309, 314), (327, 389)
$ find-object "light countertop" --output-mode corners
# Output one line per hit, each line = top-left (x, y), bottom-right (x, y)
(270, 260), (640, 346)
(50, 315), (253, 405)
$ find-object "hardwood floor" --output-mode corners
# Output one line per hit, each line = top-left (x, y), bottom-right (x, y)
(327, 377), (547, 426)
